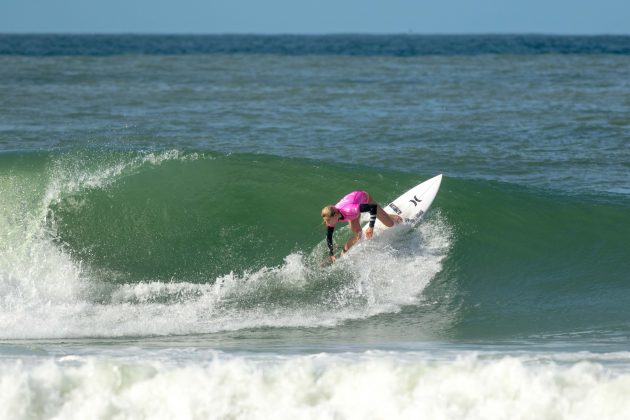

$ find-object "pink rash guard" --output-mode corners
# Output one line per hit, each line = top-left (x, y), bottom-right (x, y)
(329, 191), (369, 226)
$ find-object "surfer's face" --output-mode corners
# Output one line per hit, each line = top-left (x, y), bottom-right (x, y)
(323, 214), (339, 225)
(321, 206), (340, 225)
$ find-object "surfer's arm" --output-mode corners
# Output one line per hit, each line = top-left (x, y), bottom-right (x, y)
(320, 226), (338, 267)
(359, 203), (377, 227)
(326, 226), (335, 256)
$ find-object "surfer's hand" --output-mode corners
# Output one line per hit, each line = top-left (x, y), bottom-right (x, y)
(320, 255), (336, 267)
(365, 227), (374, 239)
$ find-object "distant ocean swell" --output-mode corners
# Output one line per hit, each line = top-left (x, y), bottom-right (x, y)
(2, 352), (630, 420)
(2, 34), (630, 56)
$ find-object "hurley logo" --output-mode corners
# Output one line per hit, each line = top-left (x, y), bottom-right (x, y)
(409, 195), (422, 206)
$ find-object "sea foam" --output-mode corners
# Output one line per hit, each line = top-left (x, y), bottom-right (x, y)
(2, 352), (629, 420)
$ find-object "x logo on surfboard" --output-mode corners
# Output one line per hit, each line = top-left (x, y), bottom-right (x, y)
(409, 195), (422, 206)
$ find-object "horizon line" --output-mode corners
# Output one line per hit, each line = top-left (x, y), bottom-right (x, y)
(2, 31), (630, 37)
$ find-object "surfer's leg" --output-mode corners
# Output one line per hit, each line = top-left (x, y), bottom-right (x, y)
(366, 194), (402, 227)
(341, 219), (363, 254)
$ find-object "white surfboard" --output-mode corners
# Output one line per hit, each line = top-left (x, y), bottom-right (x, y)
(364, 174), (443, 234)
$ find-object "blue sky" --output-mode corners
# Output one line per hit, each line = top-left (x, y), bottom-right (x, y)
(1, 0), (628, 34)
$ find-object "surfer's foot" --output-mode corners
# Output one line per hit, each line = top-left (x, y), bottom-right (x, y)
(389, 214), (403, 224)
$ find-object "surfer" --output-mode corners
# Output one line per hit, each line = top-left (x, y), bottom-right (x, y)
(321, 191), (401, 265)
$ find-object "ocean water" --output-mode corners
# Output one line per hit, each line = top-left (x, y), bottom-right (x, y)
(1, 34), (630, 419)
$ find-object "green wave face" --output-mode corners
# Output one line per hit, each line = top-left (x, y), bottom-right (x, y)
(38, 150), (413, 282)
(434, 177), (630, 338)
